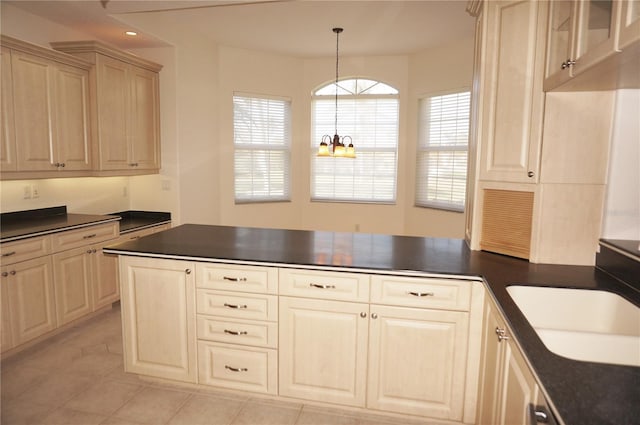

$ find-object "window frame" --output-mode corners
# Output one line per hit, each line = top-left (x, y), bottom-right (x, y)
(233, 92), (292, 204)
(310, 78), (400, 204)
(415, 89), (471, 213)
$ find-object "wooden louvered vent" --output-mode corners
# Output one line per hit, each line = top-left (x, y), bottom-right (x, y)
(481, 189), (534, 260)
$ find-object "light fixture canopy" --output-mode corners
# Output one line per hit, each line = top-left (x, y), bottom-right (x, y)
(318, 27), (355, 158)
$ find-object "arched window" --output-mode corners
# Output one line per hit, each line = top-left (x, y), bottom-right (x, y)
(311, 78), (399, 203)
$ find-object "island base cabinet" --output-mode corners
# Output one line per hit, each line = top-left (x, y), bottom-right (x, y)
(367, 305), (469, 421)
(119, 256), (197, 383)
(278, 296), (369, 407)
(197, 341), (277, 394)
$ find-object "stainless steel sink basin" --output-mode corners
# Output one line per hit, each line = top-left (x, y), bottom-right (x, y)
(506, 285), (640, 367)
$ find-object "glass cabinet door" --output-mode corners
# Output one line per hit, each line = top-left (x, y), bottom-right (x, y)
(575, 0), (615, 59)
(546, 0), (575, 78)
(619, 0), (640, 48)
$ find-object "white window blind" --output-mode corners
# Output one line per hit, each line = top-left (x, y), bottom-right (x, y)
(416, 91), (470, 212)
(311, 79), (399, 203)
(233, 94), (291, 203)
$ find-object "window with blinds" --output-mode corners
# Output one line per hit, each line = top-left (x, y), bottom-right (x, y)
(311, 79), (399, 203)
(416, 91), (471, 212)
(233, 94), (291, 203)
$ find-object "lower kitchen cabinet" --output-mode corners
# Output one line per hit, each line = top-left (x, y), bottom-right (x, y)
(197, 341), (277, 394)
(278, 296), (369, 407)
(367, 305), (469, 421)
(2, 256), (57, 347)
(477, 295), (539, 425)
(91, 240), (120, 310)
(52, 247), (93, 325)
(119, 256), (197, 383)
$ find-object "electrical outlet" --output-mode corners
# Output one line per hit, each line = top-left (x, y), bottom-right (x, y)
(23, 185), (32, 199)
(31, 184), (40, 198)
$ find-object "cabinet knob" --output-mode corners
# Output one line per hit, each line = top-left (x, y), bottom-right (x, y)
(371, 313), (378, 319)
(9, 270), (16, 276)
(527, 171), (535, 178)
(185, 269), (192, 274)
(1, 272), (8, 277)
(561, 59), (576, 69)
(86, 249), (93, 254)
(495, 327), (509, 342)
(360, 312), (367, 318)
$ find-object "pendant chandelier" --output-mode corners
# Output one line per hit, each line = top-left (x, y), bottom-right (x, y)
(318, 27), (355, 158)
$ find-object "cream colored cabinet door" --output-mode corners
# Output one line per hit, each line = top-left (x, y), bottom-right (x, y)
(1, 273), (14, 352)
(54, 63), (91, 171)
(478, 0), (546, 183)
(52, 246), (93, 325)
(1, 46), (16, 171)
(279, 296), (369, 407)
(95, 54), (160, 171)
(120, 256), (197, 383)
(367, 305), (469, 421)
(3, 256), (57, 346)
(499, 338), (539, 425)
(477, 296), (507, 425)
(11, 50), (56, 171)
(477, 295), (540, 425)
(129, 66), (160, 170)
(91, 241), (119, 310)
(95, 54), (130, 170)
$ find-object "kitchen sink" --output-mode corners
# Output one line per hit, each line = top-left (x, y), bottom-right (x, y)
(506, 285), (640, 367)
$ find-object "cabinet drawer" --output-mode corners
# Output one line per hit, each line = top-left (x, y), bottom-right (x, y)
(197, 263), (277, 294)
(197, 316), (277, 348)
(198, 341), (277, 394)
(197, 290), (277, 321)
(370, 275), (471, 311)
(52, 222), (118, 252)
(0, 235), (51, 265)
(279, 268), (370, 302)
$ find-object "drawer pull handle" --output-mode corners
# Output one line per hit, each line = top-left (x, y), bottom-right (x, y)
(407, 291), (434, 297)
(223, 276), (248, 282)
(225, 365), (248, 372)
(83, 234), (97, 239)
(2, 251), (16, 257)
(309, 283), (336, 289)
(224, 329), (248, 336)
(224, 303), (248, 309)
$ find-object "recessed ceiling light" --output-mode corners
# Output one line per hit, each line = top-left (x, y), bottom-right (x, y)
(125, 31), (137, 36)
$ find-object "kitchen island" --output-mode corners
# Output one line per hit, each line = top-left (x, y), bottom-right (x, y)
(104, 224), (640, 425)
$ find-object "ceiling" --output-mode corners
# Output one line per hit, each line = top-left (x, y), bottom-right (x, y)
(5, 0), (475, 57)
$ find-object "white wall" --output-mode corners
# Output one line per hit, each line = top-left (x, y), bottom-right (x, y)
(1, 3), (476, 238)
(602, 89), (640, 240)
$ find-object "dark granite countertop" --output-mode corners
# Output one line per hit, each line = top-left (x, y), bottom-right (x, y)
(104, 224), (640, 425)
(0, 206), (120, 243)
(109, 210), (171, 234)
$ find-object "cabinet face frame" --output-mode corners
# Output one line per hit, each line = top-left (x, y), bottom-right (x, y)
(1, 46), (16, 171)
(618, 0), (640, 48)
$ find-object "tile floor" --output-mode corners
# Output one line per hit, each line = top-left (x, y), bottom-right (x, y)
(1, 305), (446, 425)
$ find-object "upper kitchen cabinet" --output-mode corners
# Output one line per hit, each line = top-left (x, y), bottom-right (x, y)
(476, 0), (547, 184)
(544, 0), (634, 90)
(619, 0), (640, 48)
(0, 36), (92, 177)
(51, 40), (162, 175)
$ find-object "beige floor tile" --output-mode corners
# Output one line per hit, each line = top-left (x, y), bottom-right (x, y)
(15, 371), (95, 407)
(40, 406), (108, 425)
(232, 400), (301, 425)
(62, 350), (124, 377)
(296, 408), (359, 425)
(0, 398), (54, 424)
(17, 342), (83, 371)
(100, 417), (147, 425)
(64, 379), (144, 416)
(112, 386), (191, 424)
(168, 394), (244, 425)
(0, 364), (49, 401)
